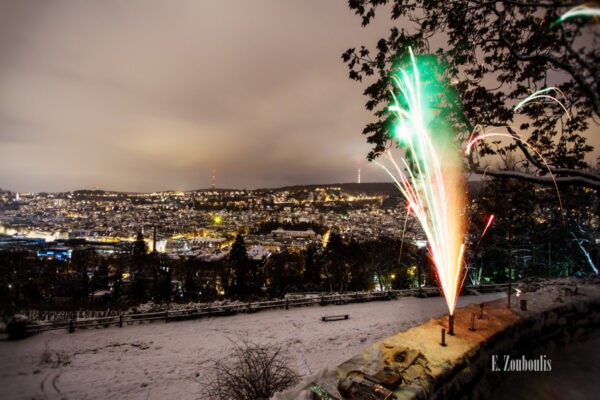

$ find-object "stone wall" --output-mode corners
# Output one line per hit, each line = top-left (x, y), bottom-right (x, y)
(430, 299), (600, 400)
(306, 279), (600, 399)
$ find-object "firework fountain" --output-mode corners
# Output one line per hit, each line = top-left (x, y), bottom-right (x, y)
(378, 49), (467, 316)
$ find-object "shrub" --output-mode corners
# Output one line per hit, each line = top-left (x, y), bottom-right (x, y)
(201, 339), (300, 400)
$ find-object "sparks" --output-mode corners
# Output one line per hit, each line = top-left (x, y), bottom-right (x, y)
(469, 214), (495, 265)
(465, 131), (565, 224)
(481, 214), (495, 240)
(553, 4), (600, 26)
(466, 214), (495, 270)
(469, 214), (494, 264)
(514, 87), (571, 120)
(397, 202), (414, 266)
(379, 48), (467, 315)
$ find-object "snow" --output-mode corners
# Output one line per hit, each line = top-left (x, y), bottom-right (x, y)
(513, 277), (599, 314)
(279, 278), (600, 399)
(0, 292), (505, 399)
(277, 299), (522, 400)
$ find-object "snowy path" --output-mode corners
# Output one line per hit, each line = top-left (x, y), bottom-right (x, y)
(0, 292), (505, 400)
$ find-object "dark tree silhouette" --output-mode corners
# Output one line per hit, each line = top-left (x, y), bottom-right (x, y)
(347, 239), (371, 291)
(343, 0), (599, 189)
(91, 258), (110, 292)
(229, 234), (260, 299)
(266, 250), (304, 296)
(322, 233), (350, 292)
(302, 245), (322, 287)
(472, 177), (599, 279)
(71, 247), (97, 299)
(130, 231), (150, 300)
(150, 253), (173, 302)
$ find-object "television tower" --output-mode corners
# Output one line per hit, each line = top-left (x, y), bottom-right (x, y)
(211, 169), (216, 189)
(357, 168), (361, 184)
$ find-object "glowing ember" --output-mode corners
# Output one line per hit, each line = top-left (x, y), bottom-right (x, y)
(378, 48), (467, 315)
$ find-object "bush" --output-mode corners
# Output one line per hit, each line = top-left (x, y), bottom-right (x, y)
(201, 339), (300, 400)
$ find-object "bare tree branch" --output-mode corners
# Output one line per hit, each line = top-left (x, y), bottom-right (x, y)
(470, 164), (600, 189)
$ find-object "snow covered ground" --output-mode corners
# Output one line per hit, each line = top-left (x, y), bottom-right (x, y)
(0, 292), (504, 400)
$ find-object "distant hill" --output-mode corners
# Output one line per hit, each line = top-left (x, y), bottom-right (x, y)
(194, 188), (241, 193)
(258, 182), (400, 195)
(72, 189), (108, 195)
(261, 180), (483, 196)
(13, 180), (483, 196)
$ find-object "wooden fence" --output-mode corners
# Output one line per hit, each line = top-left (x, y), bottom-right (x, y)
(24, 283), (510, 335)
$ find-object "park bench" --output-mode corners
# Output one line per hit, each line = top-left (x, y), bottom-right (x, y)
(322, 314), (349, 322)
(564, 287), (578, 296)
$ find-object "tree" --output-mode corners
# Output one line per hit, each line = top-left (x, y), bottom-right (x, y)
(91, 258), (110, 293)
(111, 253), (127, 299)
(474, 177), (540, 282)
(133, 230), (148, 260)
(175, 257), (200, 301)
(302, 245), (322, 288)
(363, 237), (398, 290)
(71, 247), (97, 300)
(266, 250), (304, 296)
(229, 234), (260, 299)
(0, 249), (39, 312)
(347, 239), (371, 291)
(322, 233), (350, 292)
(343, 0), (600, 189)
(149, 253), (173, 302)
(564, 185), (600, 275)
(469, 172), (599, 280)
(130, 231), (150, 300)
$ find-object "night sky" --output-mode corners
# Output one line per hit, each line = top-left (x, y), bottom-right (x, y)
(0, 0), (395, 192)
(1, 1), (598, 192)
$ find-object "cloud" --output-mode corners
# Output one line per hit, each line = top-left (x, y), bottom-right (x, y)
(0, 1), (395, 192)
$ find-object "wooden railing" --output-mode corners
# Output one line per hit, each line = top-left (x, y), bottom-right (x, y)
(24, 283), (511, 335)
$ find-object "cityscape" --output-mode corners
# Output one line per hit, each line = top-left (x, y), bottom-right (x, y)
(0, 184), (405, 257)
(0, 183), (428, 299)
(1, 1), (599, 400)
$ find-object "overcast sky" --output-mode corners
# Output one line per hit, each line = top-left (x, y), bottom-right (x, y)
(1, 1), (598, 192)
(0, 0), (397, 192)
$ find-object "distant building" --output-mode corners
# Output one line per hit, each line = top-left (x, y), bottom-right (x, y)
(37, 247), (72, 261)
(247, 245), (269, 261)
(271, 228), (316, 239)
